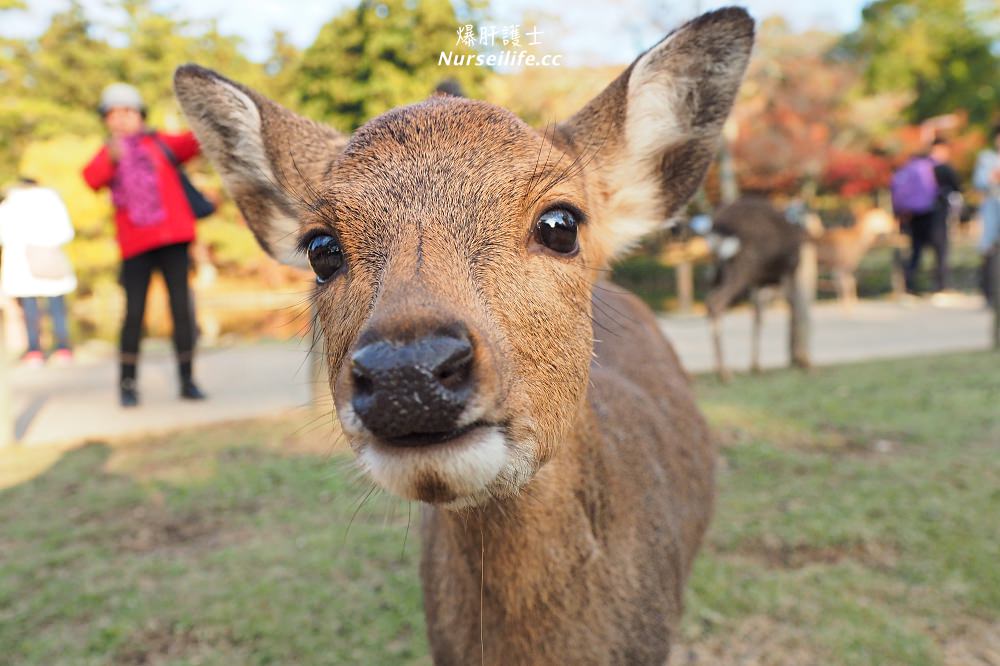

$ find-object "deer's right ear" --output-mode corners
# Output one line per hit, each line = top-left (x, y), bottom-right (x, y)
(174, 64), (347, 268)
(559, 8), (753, 260)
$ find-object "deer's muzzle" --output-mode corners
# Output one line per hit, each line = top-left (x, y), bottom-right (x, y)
(349, 327), (477, 445)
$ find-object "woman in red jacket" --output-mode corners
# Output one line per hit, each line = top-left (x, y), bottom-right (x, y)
(83, 82), (206, 407)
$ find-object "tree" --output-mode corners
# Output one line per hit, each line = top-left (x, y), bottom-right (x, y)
(112, 0), (266, 126)
(295, 0), (487, 131)
(728, 19), (855, 195)
(0, 2), (111, 183)
(843, 0), (1000, 125)
(263, 30), (303, 106)
(0, 0), (272, 292)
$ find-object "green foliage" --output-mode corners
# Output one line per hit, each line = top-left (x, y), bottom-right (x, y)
(19, 134), (110, 235)
(844, 0), (1000, 124)
(196, 208), (268, 269)
(0, 0), (287, 293)
(263, 30), (305, 107)
(114, 1), (271, 122)
(296, 0), (487, 131)
(0, 2), (108, 183)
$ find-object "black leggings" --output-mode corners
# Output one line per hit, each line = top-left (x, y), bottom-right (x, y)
(120, 242), (194, 381)
(905, 211), (949, 293)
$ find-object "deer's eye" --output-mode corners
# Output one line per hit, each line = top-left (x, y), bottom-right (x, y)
(306, 234), (345, 283)
(535, 207), (579, 255)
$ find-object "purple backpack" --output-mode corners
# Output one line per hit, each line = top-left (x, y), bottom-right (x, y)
(891, 157), (937, 215)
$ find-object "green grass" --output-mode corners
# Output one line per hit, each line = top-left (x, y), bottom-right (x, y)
(686, 352), (1000, 665)
(1, 352), (998, 665)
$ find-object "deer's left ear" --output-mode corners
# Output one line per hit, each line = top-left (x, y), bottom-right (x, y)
(559, 8), (753, 259)
(174, 64), (347, 268)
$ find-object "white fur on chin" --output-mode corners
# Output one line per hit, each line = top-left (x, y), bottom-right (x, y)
(357, 427), (509, 507)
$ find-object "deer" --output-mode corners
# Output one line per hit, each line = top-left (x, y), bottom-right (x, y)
(815, 206), (894, 308)
(699, 196), (806, 381)
(173, 8), (753, 664)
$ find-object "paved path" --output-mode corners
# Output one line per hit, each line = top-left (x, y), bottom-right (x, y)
(7, 295), (993, 447)
(9, 342), (315, 447)
(659, 293), (992, 374)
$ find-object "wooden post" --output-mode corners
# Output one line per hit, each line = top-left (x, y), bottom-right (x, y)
(789, 240), (815, 369)
(0, 305), (12, 448)
(676, 260), (694, 314)
(992, 242), (1000, 351)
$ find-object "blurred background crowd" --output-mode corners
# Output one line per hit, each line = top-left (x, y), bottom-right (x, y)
(0, 0), (998, 374)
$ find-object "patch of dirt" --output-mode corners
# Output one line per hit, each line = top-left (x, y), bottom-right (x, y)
(713, 422), (909, 459)
(113, 620), (236, 665)
(116, 504), (256, 555)
(818, 425), (911, 459)
(721, 537), (899, 571)
(672, 616), (1000, 666)
(670, 616), (823, 666)
(940, 619), (1000, 666)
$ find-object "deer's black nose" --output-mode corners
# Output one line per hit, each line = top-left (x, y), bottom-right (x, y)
(350, 329), (475, 443)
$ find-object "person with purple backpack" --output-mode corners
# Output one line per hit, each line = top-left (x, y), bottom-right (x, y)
(891, 138), (961, 294)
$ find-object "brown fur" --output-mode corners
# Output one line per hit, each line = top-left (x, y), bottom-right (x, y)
(705, 196), (805, 380)
(174, 8), (753, 663)
(421, 290), (715, 665)
(816, 208), (894, 307)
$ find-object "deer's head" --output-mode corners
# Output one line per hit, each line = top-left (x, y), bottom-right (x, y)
(175, 9), (752, 508)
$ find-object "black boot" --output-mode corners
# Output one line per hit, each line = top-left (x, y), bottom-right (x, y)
(179, 359), (207, 400)
(180, 380), (207, 400)
(120, 378), (139, 408)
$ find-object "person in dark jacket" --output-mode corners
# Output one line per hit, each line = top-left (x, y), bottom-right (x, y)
(905, 138), (961, 293)
(83, 82), (207, 407)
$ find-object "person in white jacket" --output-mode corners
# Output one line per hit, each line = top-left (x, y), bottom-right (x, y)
(0, 177), (77, 364)
(973, 124), (1000, 306)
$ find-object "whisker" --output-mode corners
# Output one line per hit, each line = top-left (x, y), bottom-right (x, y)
(344, 483), (378, 542)
(400, 502), (412, 561)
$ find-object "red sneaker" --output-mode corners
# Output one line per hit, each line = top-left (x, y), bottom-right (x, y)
(21, 351), (45, 366)
(51, 348), (74, 363)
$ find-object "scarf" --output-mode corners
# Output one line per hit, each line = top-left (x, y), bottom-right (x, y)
(110, 134), (166, 227)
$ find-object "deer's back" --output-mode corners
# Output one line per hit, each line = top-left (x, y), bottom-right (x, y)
(713, 197), (803, 287)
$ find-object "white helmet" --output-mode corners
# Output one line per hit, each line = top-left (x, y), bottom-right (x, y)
(98, 82), (145, 115)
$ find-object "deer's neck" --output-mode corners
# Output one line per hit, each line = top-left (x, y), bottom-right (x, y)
(425, 430), (597, 597)
(420, 415), (622, 662)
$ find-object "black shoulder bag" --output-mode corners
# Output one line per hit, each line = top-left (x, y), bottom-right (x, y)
(151, 134), (216, 219)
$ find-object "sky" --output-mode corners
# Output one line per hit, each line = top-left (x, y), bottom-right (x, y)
(2, 0), (869, 64)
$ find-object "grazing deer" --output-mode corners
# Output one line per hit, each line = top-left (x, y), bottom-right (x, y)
(701, 197), (805, 380)
(815, 207), (894, 308)
(174, 9), (753, 664)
